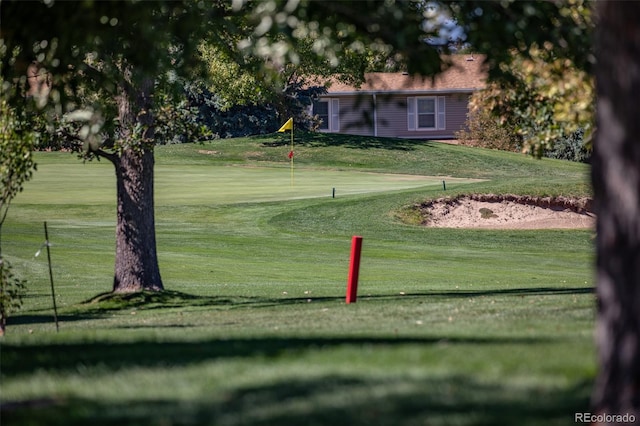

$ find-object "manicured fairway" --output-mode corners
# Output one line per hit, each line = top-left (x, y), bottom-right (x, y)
(17, 159), (480, 206)
(1, 135), (595, 426)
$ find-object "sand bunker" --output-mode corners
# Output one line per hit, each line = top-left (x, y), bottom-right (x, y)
(416, 194), (595, 230)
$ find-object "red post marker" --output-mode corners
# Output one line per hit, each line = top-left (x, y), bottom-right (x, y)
(346, 236), (363, 304)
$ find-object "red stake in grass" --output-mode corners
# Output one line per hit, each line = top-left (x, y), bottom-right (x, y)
(346, 236), (363, 304)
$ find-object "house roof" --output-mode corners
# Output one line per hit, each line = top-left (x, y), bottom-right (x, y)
(320, 55), (487, 95)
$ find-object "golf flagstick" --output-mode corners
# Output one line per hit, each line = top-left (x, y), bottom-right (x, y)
(278, 117), (295, 187)
(290, 121), (294, 186)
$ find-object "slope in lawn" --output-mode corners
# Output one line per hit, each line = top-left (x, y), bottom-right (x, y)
(1, 135), (595, 426)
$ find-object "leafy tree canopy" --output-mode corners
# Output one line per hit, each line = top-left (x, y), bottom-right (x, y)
(465, 47), (594, 156)
(0, 97), (36, 233)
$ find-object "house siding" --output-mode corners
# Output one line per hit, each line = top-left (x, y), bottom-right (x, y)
(376, 94), (407, 138)
(331, 95), (375, 136)
(394, 93), (470, 139)
(319, 92), (471, 139)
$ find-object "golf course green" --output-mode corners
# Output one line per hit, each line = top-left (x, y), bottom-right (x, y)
(1, 133), (595, 425)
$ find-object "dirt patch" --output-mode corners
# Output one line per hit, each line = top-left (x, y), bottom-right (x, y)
(415, 194), (595, 230)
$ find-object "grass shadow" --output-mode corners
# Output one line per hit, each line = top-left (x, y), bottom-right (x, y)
(367, 286), (595, 300)
(258, 131), (434, 151)
(6, 286), (594, 331)
(1, 335), (553, 377)
(7, 314), (99, 326)
(2, 375), (592, 425)
(76, 290), (344, 314)
(8, 286), (594, 327)
(2, 291), (593, 424)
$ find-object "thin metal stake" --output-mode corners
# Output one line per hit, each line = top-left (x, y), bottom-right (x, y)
(44, 221), (59, 332)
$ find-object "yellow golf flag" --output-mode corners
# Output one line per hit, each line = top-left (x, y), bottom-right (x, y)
(278, 117), (293, 132)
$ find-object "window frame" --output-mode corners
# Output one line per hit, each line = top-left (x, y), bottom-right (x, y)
(416, 97), (437, 130)
(407, 96), (446, 131)
(313, 98), (340, 132)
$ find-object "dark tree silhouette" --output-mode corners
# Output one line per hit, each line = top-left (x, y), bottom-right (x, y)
(591, 2), (640, 419)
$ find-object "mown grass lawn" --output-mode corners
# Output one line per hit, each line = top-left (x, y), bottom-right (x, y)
(1, 133), (595, 425)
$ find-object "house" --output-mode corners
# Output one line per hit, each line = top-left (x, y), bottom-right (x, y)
(312, 55), (487, 139)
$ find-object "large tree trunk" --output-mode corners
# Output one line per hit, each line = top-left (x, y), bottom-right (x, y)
(113, 147), (163, 292)
(111, 76), (163, 293)
(591, 2), (640, 420)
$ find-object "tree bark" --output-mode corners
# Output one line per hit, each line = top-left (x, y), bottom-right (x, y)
(111, 75), (163, 293)
(112, 147), (163, 292)
(591, 2), (640, 420)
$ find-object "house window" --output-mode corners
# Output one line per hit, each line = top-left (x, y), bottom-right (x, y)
(417, 98), (436, 129)
(407, 96), (445, 131)
(313, 100), (330, 130)
(313, 99), (340, 132)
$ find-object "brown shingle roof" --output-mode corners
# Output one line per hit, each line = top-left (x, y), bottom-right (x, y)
(322, 55), (487, 94)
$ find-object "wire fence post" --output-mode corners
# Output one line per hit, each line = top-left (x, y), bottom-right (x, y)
(44, 221), (59, 332)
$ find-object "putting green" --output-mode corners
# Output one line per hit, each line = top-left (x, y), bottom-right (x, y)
(17, 160), (481, 206)
(156, 165), (481, 205)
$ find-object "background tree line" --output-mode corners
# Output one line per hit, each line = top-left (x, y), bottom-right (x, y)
(456, 46), (593, 163)
(16, 1), (595, 165)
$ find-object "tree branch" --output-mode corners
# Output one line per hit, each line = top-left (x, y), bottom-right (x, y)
(93, 148), (118, 164)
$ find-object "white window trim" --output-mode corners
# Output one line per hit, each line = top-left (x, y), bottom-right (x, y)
(407, 96), (446, 131)
(314, 98), (340, 132)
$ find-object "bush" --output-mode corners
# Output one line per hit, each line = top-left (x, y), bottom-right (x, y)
(455, 107), (521, 152)
(196, 100), (279, 139)
(545, 128), (591, 163)
(31, 79), (328, 149)
(188, 81), (326, 139)
(155, 81), (323, 142)
(0, 257), (26, 336)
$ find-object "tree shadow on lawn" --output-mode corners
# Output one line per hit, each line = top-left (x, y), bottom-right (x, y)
(2, 334), (554, 378)
(7, 313), (97, 326)
(86, 285), (594, 307)
(3, 288), (594, 424)
(257, 131), (435, 151)
(7, 286), (593, 328)
(2, 374), (592, 426)
(368, 286), (595, 300)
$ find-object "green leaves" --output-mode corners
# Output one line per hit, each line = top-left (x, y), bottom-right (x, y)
(445, 1), (595, 158)
(0, 98), (33, 335)
(465, 49), (594, 157)
(0, 256), (27, 335)
(0, 98), (37, 228)
(452, 0), (594, 77)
